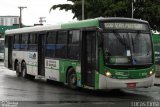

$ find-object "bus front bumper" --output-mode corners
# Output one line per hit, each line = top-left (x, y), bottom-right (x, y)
(98, 74), (155, 89)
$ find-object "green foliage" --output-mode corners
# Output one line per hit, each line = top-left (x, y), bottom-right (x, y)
(50, 0), (160, 30)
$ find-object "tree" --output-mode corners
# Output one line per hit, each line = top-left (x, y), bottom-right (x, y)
(134, 0), (160, 30)
(50, 0), (130, 20)
(50, 0), (160, 30)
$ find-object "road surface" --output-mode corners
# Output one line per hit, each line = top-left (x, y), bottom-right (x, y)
(0, 62), (160, 107)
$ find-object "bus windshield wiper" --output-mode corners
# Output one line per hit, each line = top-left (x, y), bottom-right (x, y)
(113, 31), (130, 49)
(131, 31), (140, 53)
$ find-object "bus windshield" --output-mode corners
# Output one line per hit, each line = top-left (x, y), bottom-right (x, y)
(103, 31), (152, 65)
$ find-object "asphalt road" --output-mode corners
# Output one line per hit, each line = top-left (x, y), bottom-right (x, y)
(0, 62), (160, 107)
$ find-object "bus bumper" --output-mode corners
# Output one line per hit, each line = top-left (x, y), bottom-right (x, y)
(98, 74), (155, 89)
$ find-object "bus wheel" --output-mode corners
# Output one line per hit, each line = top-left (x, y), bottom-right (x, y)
(15, 62), (21, 77)
(21, 62), (27, 78)
(28, 75), (35, 80)
(67, 69), (77, 89)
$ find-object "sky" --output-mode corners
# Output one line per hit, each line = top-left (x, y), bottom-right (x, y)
(0, 0), (76, 25)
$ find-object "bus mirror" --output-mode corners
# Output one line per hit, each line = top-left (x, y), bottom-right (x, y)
(96, 28), (103, 47)
(98, 32), (103, 47)
(96, 27), (103, 32)
(153, 25), (157, 32)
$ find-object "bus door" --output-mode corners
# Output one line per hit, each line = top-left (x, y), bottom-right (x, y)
(38, 33), (45, 76)
(8, 36), (13, 69)
(81, 30), (97, 87)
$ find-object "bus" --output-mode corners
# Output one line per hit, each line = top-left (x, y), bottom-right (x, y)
(4, 17), (155, 90)
(0, 38), (4, 60)
(152, 30), (160, 77)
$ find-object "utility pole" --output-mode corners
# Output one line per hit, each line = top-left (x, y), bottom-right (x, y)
(18, 6), (27, 28)
(39, 17), (46, 25)
(82, 0), (84, 20)
(132, 0), (135, 18)
(132, 0), (145, 18)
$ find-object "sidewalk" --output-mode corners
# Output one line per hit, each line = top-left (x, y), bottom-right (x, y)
(154, 77), (160, 86)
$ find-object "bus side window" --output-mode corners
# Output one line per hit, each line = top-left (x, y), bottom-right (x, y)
(46, 31), (57, 58)
(21, 33), (28, 50)
(28, 33), (37, 51)
(55, 31), (68, 58)
(13, 34), (20, 50)
(68, 30), (80, 60)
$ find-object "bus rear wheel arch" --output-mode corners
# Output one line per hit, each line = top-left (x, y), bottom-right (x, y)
(21, 61), (35, 80)
(15, 60), (21, 77)
(21, 61), (27, 78)
(67, 68), (77, 89)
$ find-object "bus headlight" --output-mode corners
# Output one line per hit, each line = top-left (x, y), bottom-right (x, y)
(149, 69), (154, 76)
(106, 71), (112, 77)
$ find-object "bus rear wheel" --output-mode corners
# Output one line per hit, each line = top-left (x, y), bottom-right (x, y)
(15, 62), (21, 77)
(28, 75), (35, 80)
(21, 62), (27, 78)
(67, 69), (77, 89)
(21, 62), (35, 80)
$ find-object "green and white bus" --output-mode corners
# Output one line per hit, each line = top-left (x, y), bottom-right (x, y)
(4, 18), (155, 90)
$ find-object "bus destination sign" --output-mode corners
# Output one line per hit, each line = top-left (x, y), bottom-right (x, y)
(104, 22), (148, 30)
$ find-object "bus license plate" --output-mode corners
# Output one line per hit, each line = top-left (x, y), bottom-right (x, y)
(126, 83), (136, 88)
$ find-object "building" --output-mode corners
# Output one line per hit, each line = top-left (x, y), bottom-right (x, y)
(0, 16), (19, 26)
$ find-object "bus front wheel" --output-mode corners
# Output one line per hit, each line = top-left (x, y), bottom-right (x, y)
(67, 69), (77, 89)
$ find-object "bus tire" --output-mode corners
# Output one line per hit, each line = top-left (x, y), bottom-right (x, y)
(28, 75), (35, 80)
(67, 69), (77, 89)
(21, 62), (27, 78)
(46, 79), (53, 83)
(15, 62), (21, 77)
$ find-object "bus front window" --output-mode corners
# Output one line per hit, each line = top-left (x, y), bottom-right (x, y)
(103, 32), (152, 66)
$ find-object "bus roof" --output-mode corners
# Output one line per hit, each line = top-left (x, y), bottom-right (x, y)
(5, 25), (61, 35)
(5, 17), (148, 35)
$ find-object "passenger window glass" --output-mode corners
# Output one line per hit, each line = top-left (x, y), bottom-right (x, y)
(28, 33), (37, 51)
(68, 30), (80, 60)
(13, 34), (20, 49)
(46, 31), (57, 58)
(21, 33), (28, 50)
(56, 31), (68, 58)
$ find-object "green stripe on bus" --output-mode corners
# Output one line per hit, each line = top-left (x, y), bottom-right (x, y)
(61, 19), (99, 29)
